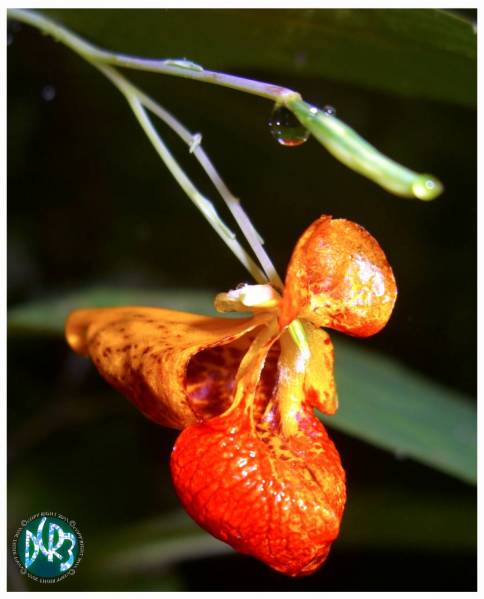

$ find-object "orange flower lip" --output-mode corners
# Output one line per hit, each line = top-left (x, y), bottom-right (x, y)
(64, 214), (397, 576)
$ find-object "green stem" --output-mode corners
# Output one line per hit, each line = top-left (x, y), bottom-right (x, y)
(7, 8), (298, 103)
(97, 64), (268, 285)
(123, 83), (282, 287)
(136, 90), (283, 288)
(9, 7), (281, 286)
(8, 8), (443, 200)
(112, 80), (281, 286)
(191, 149), (284, 290)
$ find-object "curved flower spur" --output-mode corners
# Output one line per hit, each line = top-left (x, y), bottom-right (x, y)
(66, 215), (397, 576)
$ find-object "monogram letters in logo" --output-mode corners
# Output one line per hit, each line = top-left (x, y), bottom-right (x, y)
(12, 513), (84, 582)
(24, 517), (76, 572)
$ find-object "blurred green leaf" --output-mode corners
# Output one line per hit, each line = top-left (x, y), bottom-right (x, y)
(9, 441), (474, 583)
(326, 338), (476, 484)
(7, 287), (219, 336)
(96, 483), (475, 573)
(42, 8), (476, 107)
(103, 531), (231, 574)
(8, 287), (476, 484)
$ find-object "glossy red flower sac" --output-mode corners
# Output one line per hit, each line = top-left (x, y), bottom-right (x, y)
(65, 214), (397, 577)
(171, 409), (345, 576)
(171, 323), (346, 577)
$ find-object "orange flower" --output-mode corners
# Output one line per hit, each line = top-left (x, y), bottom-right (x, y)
(65, 215), (397, 577)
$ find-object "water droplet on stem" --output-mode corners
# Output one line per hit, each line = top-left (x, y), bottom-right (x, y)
(412, 174), (443, 200)
(322, 105), (336, 117)
(268, 105), (309, 147)
(162, 58), (204, 72)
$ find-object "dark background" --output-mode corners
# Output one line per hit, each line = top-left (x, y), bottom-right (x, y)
(7, 9), (476, 591)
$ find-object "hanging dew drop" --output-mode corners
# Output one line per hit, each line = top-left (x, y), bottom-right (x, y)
(268, 105), (310, 147)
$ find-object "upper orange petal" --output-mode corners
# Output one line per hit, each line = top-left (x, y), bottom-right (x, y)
(65, 306), (272, 429)
(279, 215), (397, 336)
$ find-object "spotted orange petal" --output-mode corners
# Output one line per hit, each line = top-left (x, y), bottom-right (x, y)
(280, 215), (397, 336)
(65, 306), (272, 429)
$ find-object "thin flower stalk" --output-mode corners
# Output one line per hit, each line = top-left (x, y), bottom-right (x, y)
(8, 8), (443, 201)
